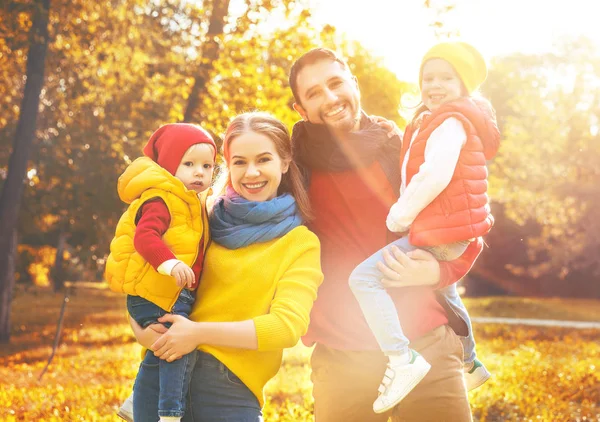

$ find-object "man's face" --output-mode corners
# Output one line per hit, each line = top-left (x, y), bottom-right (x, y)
(293, 59), (362, 134)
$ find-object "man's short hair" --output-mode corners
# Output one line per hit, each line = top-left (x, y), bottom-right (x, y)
(289, 48), (350, 105)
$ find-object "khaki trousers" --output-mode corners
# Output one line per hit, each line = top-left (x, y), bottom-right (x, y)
(311, 325), (472, 422)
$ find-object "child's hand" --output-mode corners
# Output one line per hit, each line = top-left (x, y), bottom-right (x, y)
(386, 204), (410, 234)
(171, 263), (195, 288)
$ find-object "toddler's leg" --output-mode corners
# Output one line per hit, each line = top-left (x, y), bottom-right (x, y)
(158, 350), (197, 420)
(158, 289), (196, 420)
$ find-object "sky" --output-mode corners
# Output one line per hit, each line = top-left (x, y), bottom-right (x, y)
(308, 0), (600, 83)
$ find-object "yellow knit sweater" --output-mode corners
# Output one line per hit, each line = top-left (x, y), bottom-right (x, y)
(189, 225), (323, 407)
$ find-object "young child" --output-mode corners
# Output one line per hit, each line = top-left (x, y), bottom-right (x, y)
(349, 41), (501, 414)
(105, 123), (217, 422)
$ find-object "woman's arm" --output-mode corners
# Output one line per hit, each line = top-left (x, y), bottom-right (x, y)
(377, 237), (484, 289)
(149, 316), (257, 361)
(251, 242), (322, 351)
(130, 314), (250, 361)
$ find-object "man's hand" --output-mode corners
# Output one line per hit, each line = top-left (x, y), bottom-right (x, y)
(171, 262), (195, 288)
(372, 115), (403, 139)
(376, 246), (441, 288)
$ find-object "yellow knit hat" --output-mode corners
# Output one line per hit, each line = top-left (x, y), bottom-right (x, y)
(419, 42), (487, 94)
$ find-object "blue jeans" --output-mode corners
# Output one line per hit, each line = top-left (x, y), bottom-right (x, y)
(134, 350), (263, 422)
(349, 236), (477, 363)
(128, 290), (196, 418)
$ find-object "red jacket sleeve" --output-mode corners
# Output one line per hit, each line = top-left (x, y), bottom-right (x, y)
(133, 199), (176, 270)
(436, 237), (484, 289)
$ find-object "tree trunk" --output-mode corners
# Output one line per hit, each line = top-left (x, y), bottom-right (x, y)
(0, 230), (17, 343)
(0, 0), (51, 343)
(52, 227), (68, 292)
(183, 0), (230, 122)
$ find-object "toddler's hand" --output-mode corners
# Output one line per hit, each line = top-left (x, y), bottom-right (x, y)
(171, 263), (195, 288)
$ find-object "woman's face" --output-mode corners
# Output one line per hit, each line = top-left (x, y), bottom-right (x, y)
(228, 131), (290, 202)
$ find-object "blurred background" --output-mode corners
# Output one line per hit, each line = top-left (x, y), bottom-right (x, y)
(2, 0), (600, 300)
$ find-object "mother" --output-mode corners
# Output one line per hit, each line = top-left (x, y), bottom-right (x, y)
(131, 112), (323, 421)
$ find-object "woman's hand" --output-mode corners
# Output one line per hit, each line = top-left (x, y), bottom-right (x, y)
(151, 314), (200, 362)
(129, 316), (167, 349)
(372, 115), (403, 139)
(376, 246), (441, 288)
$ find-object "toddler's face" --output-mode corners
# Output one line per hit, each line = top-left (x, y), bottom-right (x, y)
(174, 143), (215, 194)
(421, 58), (464, 111)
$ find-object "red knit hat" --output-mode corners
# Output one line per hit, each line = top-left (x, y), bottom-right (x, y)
(143, 123), (217, 175)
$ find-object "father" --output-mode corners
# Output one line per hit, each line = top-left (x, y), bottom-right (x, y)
(290, 48), (482, 421)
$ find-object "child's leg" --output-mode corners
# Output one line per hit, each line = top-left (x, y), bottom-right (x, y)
(158, 350), (196, 419)
(421, 241), (474, 363)
(158, 289), (196, 420)
(133, 350), (161, 421)
(351, 238), (439, 413)
(436, 283), (476, 364)
(349, 237), (419, 356)
(127, 294), (165, 329)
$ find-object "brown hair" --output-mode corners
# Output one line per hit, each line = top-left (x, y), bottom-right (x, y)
(289, 48), (350, 105)
(221, 112), (313, 221)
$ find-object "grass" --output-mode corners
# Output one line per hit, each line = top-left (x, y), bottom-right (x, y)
(1, 285), (599, 421)
(463, 296), (600, 322)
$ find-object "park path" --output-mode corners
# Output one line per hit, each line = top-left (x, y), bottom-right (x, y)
(472, 317), (600, 329)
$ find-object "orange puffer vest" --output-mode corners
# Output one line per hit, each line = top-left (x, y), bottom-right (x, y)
(401, 97), (501, 246)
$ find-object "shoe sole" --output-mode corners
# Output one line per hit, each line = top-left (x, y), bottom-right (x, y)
(467, 371), (491, 391)
(373, 364), (431, 414)
(116, 410), (133, 422)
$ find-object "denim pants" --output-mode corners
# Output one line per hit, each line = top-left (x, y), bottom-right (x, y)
(128, 289), (196, 418)
(134, 350), (263, 422)
(349, 236), (476, 363)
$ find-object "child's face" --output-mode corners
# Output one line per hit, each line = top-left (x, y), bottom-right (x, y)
(174, 144), (215, 194)
(421, 58), (464, 111)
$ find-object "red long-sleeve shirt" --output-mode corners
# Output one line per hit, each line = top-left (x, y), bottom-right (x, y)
(302, 162), (483, 350)
(133, 199), (203, 289)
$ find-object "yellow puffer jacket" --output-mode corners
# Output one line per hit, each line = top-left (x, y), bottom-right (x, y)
(105, 157), (210, 311)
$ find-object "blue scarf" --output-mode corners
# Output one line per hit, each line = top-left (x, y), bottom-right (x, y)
(210, 187), (303, 249)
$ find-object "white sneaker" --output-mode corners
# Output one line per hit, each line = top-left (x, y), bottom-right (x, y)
(464, 358), (491, 391)
(373, 349), (431, 414)
(117, 393), (134, 422)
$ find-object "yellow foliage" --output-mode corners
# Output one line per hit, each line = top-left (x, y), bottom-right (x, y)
(17, 246), (64, 287)
(2, 288), (599, 421)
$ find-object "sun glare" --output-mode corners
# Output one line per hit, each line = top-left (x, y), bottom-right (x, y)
(310, 0), (599, 84)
